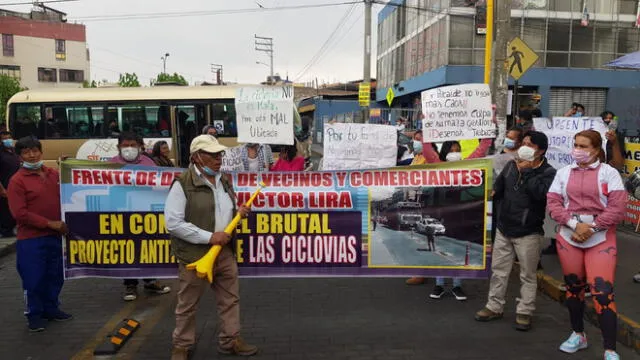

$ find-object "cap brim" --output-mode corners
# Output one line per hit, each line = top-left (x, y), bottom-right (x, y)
(194, 144), (228, 154)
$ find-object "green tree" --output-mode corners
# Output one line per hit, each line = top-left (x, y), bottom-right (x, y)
(82, 80), (97, 88)
(154, 72), (188, 86)
(118, 73), (141, 87)
(0, 75), (24, 125)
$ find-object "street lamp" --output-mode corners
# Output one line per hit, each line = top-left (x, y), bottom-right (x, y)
(161, 53), (170, 74)
(256, 61), (269, 68)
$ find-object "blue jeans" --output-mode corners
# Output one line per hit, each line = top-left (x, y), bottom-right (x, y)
(436, 277), (462, 287)
(16, 236), (64, 321)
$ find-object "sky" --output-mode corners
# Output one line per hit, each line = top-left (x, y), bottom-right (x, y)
(6, 0), (382, 85)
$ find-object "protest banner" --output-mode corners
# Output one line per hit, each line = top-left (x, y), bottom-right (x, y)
(533, 117), (608, 169)
(221, 146), (244, 172)
(322, 123), (397, 170)
(623, 142), (640, 225)
(235, 86), (294, 145)
(60, 159), (492, 280)
(421, 83), (494, 142)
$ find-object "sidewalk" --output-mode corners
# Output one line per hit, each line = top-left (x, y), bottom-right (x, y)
(537, 227), (640, 354)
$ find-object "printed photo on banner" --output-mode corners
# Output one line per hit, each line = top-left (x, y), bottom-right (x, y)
(368, 169), (487, 269)
(322, 123), (397, 170)
(623, 142), (640, 224)
(235, 86), (294, 145)
(532, 117), (607, 169)
(59, 160), (492, 279)
(421, 83), (495, 142)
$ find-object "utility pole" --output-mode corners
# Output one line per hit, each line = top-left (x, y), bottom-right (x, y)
(361, 0), (372, 124)
(492, 0), (511, 153)
(255, 35), (274, 83)
(211, 64), (223, 85)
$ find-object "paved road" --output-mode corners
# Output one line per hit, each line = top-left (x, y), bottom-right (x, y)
(0, 252), (638, 360)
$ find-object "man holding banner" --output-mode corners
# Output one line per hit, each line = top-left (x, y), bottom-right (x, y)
(166, 135), (256, 359)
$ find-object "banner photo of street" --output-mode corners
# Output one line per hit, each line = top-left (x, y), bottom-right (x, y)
(59, 159), (491, 279)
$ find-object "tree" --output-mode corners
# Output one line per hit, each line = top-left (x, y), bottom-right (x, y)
(153, 72), (188, 86)
(82, 80), (97, 88)
(118, 73), (141, 87)
(0, 75), (24, 126)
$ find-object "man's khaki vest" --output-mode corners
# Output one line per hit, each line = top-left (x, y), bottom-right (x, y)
(170, 165), (236, 264)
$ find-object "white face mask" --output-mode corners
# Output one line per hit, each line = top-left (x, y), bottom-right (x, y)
(121, 147), (140, 162)
(517, 145), (536, 161)
(445, 152), (462, 162)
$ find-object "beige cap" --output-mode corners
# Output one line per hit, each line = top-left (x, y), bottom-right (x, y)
(189, 135), (228, 154)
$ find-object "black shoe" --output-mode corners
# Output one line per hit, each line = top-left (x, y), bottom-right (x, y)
(429, 285), (445, 299)
(451, 286), (467, 301)
(123, 285), (138, 301)
(43, 309), (73, 322)
(28, 318), (46, 332)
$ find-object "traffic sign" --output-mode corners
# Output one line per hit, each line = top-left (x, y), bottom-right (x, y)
(386, 87), (395, 106)
(507, 37), (539, 80)
(359, 83), (371, 107)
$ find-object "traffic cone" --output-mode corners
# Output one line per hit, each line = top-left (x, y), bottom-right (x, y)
(464, 242), (470, 266)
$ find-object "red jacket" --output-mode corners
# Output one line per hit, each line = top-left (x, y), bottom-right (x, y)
(7, 166), (61, 240)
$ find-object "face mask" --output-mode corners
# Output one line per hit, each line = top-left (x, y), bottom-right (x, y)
(574, 112), (583, 117)
(412, 140), (423, 155)
(445, 152), (462, 162)
(517, 146), (536, 161)
(197, 153), (217, 176)
(120, 147), (140, 162)
(23, 160), (43, 170)
(571, 149), (594, 164)
(503, 138), (516, 149)
(2, 139), (13, 148)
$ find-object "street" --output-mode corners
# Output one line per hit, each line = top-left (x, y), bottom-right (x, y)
(1, 253), (638, 360)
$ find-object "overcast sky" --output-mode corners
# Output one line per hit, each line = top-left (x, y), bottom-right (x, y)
(8, 0), (381, 85)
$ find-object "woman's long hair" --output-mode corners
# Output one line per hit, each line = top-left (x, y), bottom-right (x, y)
(575, 130), (606, 163)
(152, 140), (168, 158)
(439, 141), (461, 162)
(281, 143), (298, 161)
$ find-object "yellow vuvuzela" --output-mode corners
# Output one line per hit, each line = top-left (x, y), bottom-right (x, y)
(186, 181), (267, 283)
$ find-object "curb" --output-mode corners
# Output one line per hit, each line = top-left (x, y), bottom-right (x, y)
(536, 272), (640, 354)
(0, 240), (16, 259)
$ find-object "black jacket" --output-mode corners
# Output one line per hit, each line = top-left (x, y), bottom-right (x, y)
(493, 158), (556, 238)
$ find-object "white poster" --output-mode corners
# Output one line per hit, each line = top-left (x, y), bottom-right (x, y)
(322, 123), (397, 171)
(221, 146), (244, 172)
(235, 86), (294, 145)
(533, 117), (608, 169)
(421, 83), (495, 142)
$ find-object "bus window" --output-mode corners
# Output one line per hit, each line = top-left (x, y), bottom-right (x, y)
(211, 103), (236, 137)
(43, 105), (105, 139)
(12, 104), (43, 140)
(106, 103), (169, 138)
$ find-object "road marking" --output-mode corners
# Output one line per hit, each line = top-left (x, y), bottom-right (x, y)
(70, 301), (138, 360)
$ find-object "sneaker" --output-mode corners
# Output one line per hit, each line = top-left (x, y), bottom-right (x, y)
(28, 318), (46, 332)
(217, 337), (258, 356)
(633, 273), (640, 283)
(514, 314), (532, 331)
(406, 277), (425, 285)
(123, 285), (138, 301)
(451, 286), (467, 301)
(144, 281), (171, 295)
(475, 307), (503, 322)
(604, 350), (620, 360)
(429, 285), (445, 299)
(43, 309), (73, 322)
(559, 332), (588, 354)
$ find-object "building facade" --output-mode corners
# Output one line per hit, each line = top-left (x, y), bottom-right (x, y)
(376, 0), (640, 120)
(0, 6), (89, 89)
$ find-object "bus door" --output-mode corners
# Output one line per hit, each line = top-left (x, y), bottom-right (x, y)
(173, 104), (207, 167)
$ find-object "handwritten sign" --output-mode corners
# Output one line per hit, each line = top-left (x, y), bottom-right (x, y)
(421, 84), (495, 142)
(235, 86), (294, 145)
(533, 117), (608, 169)
(221, 146), (244, 172)
(322, 123), (397, 170)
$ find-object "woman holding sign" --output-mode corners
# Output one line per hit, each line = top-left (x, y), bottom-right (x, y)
(547, 130), (625, 360)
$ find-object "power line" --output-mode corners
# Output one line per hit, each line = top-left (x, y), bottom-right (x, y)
(0, 0), (76, 6)
(71, 1), (362, 22)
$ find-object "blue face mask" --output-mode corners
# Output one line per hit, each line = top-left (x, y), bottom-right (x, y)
(412, 140), (423, 155)
(23, 160), (44, 170)
(2, 139), (13, 148)
(504, 138), (516, 149)
(197, 154), (217, 176)
(574, 112), (583, 117)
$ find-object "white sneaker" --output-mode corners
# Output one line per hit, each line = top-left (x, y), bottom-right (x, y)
(559, 331), (588, 354)
(633, 273), (640, 283)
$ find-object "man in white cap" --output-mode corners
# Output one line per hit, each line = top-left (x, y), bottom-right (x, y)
(165, 135), (256, 359)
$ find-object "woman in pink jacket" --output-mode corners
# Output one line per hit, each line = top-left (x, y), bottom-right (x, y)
(547, 130), (626, 360)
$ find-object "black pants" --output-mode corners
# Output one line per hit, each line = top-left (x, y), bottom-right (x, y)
(0, 196), (15, 236)
(123, 279), (155, 287)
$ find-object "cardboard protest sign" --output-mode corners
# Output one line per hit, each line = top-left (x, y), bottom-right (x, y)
(421, 84), (495, 142)
(533, 117), (607, 169)
(235, 86), (294, 145)
(221, 146), (244, 172)
(322, 123), (397, 170)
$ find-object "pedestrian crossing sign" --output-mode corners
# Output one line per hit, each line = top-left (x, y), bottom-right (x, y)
(507, 37), (539, 80)
(386, 87), (395, 106)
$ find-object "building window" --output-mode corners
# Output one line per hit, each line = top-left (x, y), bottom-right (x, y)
(55, 39), (66, 60)
(59, 69), (84, 83)
(0, 64), (20, 79)
(38, 67), (57, 82)
(2, 34), (14, 57)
